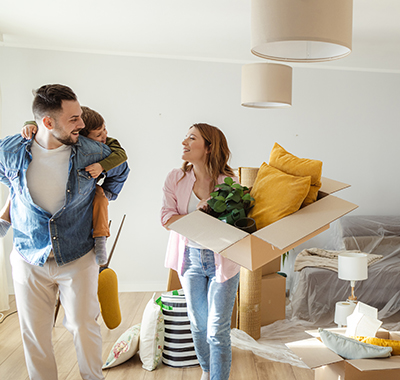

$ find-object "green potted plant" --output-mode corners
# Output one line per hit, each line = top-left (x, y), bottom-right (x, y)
(205, 177), (255, 227)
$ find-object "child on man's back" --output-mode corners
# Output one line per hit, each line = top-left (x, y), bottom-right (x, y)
(0, 106), (127, 266)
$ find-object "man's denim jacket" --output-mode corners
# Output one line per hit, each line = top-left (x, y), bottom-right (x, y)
(0, 134), (130, 266)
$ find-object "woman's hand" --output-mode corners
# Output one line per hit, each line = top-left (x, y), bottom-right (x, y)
(164, 214), (185, 230)
(196, 199), (209, 211)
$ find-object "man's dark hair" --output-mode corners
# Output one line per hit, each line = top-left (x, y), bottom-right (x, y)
(79, 106), (105, 137)
(32, 84), (77, 120)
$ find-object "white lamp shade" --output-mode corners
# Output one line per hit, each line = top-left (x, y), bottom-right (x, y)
(251, 0), (353, 62)
(241, 62), (292, 108)
(338, 252), (368, 281)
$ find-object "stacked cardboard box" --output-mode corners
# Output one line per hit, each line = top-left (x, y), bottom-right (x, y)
(231, 257), (285, 329)
(260, 268), (286, 326)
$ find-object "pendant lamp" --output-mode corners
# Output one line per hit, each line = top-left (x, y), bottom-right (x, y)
(241, 62), (292, 108)
(251, 0), (353, 62)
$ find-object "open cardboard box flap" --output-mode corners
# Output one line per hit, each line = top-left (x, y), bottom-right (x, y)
(169, 177), (357, 271)
(286, 337), (343, 369)
(305, 328), (391, 339)
(287, 328), (400, 372)
(318, 176), (350, 196)
(348, 357), (400, 371)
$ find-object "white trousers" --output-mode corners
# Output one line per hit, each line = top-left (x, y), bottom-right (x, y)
(10, 249), (104, 380)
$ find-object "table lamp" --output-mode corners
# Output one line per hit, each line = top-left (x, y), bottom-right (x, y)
(338, 252), (368, 302)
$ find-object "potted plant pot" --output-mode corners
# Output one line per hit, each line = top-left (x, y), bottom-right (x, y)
(218, 208), (247, 226)
(234, 217), (257, 233)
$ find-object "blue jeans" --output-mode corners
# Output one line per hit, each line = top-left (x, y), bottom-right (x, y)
(179, 246), (240, 380)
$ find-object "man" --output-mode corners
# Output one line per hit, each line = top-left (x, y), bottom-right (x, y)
(0, 84), (129, 380)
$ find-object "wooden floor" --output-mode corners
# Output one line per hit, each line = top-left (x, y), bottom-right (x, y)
(0, 293), (313, 380)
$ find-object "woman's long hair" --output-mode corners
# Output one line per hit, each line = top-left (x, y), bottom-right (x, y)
(181, 123), (235, 187)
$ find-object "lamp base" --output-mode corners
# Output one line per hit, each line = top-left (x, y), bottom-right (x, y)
(348, 285), (358, 302)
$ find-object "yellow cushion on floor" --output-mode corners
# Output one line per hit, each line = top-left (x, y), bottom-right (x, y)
(98, 267), (122, 330)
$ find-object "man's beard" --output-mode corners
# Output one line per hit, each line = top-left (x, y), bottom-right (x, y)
(52, 120), (80, 146)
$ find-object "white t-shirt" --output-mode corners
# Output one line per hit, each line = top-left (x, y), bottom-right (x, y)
(26, 140), (71, 215)
(186, 191), (204, 249)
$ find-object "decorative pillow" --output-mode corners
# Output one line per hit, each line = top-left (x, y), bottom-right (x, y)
(98, 267), (122, 330)
(351, 336), (400, 355)
(269, 142), (322, 206)
(248, 163), (311, 230)
(139, 293), (164, 371)
(319, 329), (392, 359)
(102, 323), (141, 369)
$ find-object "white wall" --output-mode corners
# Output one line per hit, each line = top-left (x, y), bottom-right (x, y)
(1, 46), (399, 293)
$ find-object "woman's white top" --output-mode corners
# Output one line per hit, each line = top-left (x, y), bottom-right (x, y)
(186, 191), (205, 249)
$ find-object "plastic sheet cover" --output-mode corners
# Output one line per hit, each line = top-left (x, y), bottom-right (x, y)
(231, 215), (400, 368)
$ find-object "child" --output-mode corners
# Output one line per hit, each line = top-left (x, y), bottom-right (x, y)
(0, 106), (127, 266)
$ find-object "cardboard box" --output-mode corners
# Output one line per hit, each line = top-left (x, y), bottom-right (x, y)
(170, 177), (358, 271)
(166, 269), (182, 291)
(231, 295), (238, 329)
(286, 329), (400, 380)
(261, 257), (281, 276)
(260, 273), (286, 326)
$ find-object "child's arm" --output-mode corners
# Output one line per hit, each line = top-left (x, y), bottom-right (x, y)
(0, 194), (12, 238)
(85, 163), (104, 179)
(85, 137), (127, 178)
(21, 121), (38, 139)
(0, 194), (11, 223)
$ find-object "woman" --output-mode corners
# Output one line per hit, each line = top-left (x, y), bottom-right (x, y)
(161, 123), (240, 380)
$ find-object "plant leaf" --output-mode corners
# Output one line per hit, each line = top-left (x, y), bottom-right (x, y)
(214, 200), (227, 213)
(207, 198), (217, 208)
(242, 193), (254, 202)
(224, 177), (234, 186)
(216, 184), (231, 192)
(227, 202), (243, 211)
(230, 191), (241, 203)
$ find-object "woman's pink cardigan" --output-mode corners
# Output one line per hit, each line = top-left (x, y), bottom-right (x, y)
(161, 168), (241, 283)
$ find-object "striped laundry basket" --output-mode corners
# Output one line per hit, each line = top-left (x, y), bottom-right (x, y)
(161, 289), (199, 368)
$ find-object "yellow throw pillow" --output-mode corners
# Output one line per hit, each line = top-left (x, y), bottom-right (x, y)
(248, 163), (311, 230)
(98, 268), (122, 330)
(351, 336), (400, 355)
(269, 142), (322, 206)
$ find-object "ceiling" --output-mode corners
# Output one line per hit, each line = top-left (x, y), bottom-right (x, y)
(0, 0), (399, 72)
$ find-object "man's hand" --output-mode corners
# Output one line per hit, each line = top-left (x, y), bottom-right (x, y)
(21, 124), (38, 139)
(85, 163), (104, 179)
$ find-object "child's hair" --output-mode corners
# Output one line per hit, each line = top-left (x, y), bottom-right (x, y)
(79, 106), (105, 137)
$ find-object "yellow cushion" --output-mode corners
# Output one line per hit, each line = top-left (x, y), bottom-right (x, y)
(269, 142), (322, 206)
(98, 268), (122, 330)
(248, 163), (311, 230)
(351, 336), (400, 355)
